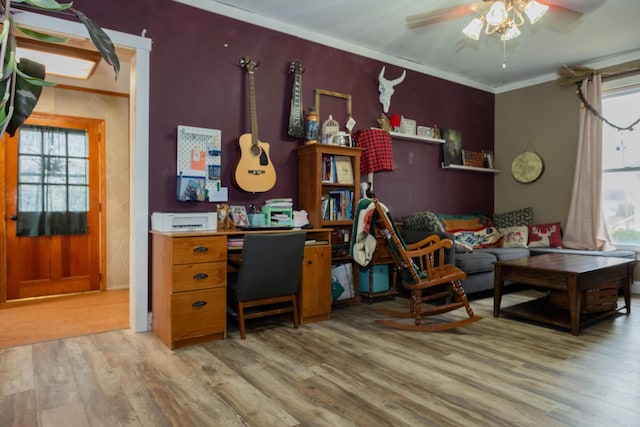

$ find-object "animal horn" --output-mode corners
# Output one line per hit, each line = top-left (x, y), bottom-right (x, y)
(390, 70), (406, 86)
(378, 66), (388, 83)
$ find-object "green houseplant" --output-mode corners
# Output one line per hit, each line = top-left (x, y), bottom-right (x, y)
(0, 0), (119, 139)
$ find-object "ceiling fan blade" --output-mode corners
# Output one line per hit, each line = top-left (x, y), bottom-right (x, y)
(406, 2), (485, 29)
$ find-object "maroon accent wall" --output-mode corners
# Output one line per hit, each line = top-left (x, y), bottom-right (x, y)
(74, 0), (495, 219)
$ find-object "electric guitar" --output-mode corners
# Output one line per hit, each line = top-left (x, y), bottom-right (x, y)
(287, 60), (304, 138)
(234, 56), (277, 193)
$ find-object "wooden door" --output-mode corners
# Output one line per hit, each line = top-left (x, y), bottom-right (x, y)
(4, 113), (104, 300)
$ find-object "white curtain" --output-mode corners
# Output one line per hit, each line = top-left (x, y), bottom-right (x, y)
(563, 74), (613, 250)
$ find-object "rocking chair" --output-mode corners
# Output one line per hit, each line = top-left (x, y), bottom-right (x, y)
(371, 199), (481, 331)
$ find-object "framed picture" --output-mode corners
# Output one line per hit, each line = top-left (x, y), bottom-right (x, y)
(400, 117), (417, 135)
(230, 205), (249, 226)
(483, 150), (495, 169)
(176, 175), (206, 202)
(441, 128), (463, 166)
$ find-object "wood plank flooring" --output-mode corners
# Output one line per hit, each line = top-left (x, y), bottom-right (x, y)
(0, 289), (129, 348)
(1, 290), (639, 427)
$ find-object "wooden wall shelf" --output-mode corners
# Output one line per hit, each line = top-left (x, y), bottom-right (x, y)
(370, 128), (445, 144)
(441, 163), (500, 174)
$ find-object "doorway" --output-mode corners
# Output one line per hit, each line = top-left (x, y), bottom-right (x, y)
(1, 12), (151, 331)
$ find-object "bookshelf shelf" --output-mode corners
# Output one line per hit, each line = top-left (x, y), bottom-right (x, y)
(370, 128), (445, 144)
(441, 163), (500, 174)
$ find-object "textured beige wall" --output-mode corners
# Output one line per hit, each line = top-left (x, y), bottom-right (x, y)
(494, 80), (580, 226)
(35, 87), (130, 290)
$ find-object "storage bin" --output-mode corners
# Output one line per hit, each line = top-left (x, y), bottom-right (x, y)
(359, 265), (390, 293)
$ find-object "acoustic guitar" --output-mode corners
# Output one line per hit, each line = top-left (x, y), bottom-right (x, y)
(234, 56), (276, 193)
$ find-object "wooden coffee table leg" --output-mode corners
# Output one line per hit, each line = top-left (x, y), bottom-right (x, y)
(493, 264), (503, 318)
(567, 277), (580, 336)
(622, 273), (632, 314)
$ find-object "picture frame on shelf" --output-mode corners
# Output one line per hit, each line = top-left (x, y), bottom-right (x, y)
(441, 128), (463, 166)
(230, 205), (249, 226)
(400, 117), (417, 135)
(483, 150), (495, 169)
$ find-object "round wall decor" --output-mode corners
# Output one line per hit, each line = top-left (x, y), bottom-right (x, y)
(511, 151), (544, 184)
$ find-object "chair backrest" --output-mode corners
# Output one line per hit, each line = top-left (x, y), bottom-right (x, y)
(372, 200), (426, 285)
(234, 232), (307, 301)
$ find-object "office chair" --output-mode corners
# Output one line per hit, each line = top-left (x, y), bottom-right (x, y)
(227, 232), (306, 339)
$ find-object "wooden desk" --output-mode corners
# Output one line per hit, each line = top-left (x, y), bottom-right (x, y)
(151, 228), (332, 349)
(494, 253), (635, 335)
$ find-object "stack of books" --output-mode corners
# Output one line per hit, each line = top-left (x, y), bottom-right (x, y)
(264, 198), (293, 208)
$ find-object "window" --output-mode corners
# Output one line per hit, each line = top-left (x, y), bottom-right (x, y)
(602, 75), (640, 246)
(16, 125), (89, 236)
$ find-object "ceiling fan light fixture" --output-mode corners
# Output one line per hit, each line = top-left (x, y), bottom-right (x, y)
(462, 17), (484, 40)
(501, 24), (521, 41)
(486, 1), (509, 26)
(524, 0), (549, 24)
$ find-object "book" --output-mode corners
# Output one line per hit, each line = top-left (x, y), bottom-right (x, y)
(334, 155), (354, 184)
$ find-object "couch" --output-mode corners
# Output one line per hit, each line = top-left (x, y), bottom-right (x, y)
(400, 207), (635, 295)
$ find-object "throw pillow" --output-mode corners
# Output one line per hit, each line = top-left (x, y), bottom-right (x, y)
(528, 222), (563, 248)
(401, 210), (445, 232)
(453, 226), (503, 249)
(500, 225), (529, 248)
(493, 207), (533, 229)
(436, 212), (493, 233)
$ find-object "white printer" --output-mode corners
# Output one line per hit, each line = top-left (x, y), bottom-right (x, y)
(151, 212), (217, 232)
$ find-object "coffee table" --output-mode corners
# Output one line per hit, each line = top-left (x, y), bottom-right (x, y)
(493, 253), (635, 335)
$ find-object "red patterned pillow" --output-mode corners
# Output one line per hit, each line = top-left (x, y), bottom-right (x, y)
(528, 223), (563, 248)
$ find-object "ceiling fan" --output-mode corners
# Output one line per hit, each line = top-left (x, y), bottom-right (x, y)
(406, 0), (583, 34)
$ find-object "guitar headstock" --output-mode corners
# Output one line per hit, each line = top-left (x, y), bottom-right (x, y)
(240, 55), (260, 72)
(289, 60), (304, 75)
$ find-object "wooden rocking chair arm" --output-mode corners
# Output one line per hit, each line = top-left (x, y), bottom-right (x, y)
(405, 238), (453, 256)
(405, 234), (441, 250)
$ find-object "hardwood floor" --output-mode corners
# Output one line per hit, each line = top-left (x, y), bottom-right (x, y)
(1, 290), (639, 427)
(0, 289), (129, 348)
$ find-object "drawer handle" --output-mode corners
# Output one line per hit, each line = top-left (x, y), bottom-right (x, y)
(192, 300), (208, 308)
(193, 246), (209, 253)
(193, 273), (209, 280)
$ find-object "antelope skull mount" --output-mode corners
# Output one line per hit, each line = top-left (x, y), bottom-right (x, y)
(378, 66), (406, 113)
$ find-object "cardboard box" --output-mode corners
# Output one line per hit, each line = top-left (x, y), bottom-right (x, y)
(359, 265), (390, 293)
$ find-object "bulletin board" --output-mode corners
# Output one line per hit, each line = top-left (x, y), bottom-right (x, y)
(177, 125), (222, 201)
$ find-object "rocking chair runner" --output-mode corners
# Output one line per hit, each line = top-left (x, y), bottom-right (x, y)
(371, 199), (481, 331)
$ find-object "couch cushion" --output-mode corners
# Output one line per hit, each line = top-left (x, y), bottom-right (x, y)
(480, 247), (530, 261)
(455, 251), (496, 274)
(493, 207), (533, 229)
(529, 247), (635, 259)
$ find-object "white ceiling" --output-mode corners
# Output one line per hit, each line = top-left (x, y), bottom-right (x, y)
(176, 0), (640, 93)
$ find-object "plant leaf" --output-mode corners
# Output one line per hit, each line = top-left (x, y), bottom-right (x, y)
(16, 26), (69, 43)
(72, 8), (120, 80)
(7, 57), (46, 136)
(13, 0), (73, 11)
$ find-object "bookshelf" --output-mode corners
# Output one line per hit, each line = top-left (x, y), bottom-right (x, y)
(297, 144), (363, 306)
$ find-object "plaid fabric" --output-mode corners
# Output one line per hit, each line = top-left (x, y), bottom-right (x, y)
(353, 129), (394, 174)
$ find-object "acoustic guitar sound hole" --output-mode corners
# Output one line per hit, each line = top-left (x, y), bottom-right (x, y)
(250, 145), (261, 156)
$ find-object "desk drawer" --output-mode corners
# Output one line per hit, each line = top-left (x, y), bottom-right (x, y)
(171, 288), (226, 342)
(172, 262), (226, 292)
(172, 236), (226, 264)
